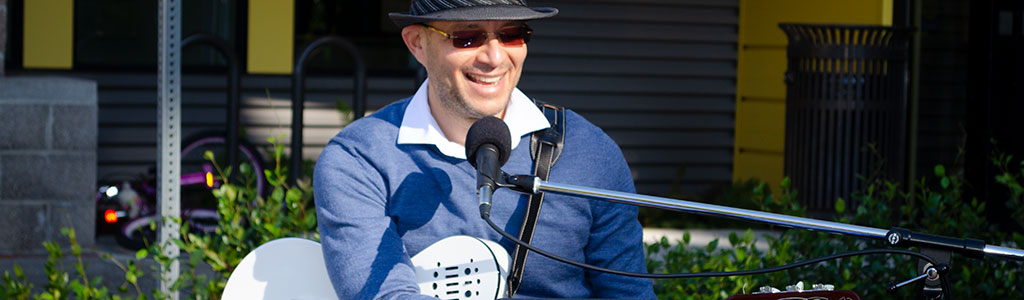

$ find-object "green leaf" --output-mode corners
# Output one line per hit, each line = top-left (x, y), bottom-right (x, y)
(135, 249), (149, 260)
(271, 188), (285, 202)
(205, 249), (228, 271)
(240, 162), (252, 176)
(735, 248), (746, 262)
(71, 244), (81, 257)
(263, 223), (280, 237)
(126, 271), (137, 285)
(286, 188), (302, 205)
(741, 229), (754, 243)
(835, 197), (846, 214)
(264, 169), (276, 185)
(940, 177), (950, 189)
(705, 239), (719, 252)
(934, 165), (946, 177)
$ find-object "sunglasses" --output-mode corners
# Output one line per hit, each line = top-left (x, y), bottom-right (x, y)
(421, 23), (533, 49)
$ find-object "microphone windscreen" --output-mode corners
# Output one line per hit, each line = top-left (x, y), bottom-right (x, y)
(465, 116), (512, 168)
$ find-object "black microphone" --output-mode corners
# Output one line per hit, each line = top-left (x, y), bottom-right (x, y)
(465, 116), (512, 219)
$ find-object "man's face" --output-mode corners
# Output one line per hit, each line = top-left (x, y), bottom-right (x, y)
(414, 20), (529, 120)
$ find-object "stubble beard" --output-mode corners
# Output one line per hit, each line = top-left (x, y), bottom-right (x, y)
(436, 77), (491, 121)
(431, 68), (514, 122)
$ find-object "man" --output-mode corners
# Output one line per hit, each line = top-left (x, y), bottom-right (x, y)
(313, 1), (656, 299)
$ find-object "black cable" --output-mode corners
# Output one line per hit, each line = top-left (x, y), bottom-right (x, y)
(483, 215), (951, 298)
(941, 271), (955, 300)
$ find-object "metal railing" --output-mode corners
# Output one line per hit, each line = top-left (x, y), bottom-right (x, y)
(181, 33), (241, 177)
(290, 36), (367, 185)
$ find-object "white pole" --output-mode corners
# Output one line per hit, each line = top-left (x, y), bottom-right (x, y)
(157, 0), (181, 298)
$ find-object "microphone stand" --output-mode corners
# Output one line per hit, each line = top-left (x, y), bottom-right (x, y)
(499, 174), (1024, 298)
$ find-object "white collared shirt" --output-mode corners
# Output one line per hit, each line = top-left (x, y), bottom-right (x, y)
(397, 79), (551, 159)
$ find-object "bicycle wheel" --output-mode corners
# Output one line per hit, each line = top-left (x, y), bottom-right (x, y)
(115, 132), (267, 251)
(116, 215), (156, 250)
(114, 209), (221, 251)
(180, 131), (268, 209)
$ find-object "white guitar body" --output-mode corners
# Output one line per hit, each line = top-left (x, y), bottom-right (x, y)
(222, 236), (509, 300)
(411, 236), (510, 300)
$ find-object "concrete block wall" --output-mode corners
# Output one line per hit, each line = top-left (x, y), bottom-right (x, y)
(0, 76), (97, 254)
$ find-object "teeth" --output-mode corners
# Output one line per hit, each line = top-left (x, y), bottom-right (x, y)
(469, 74), (502, 84)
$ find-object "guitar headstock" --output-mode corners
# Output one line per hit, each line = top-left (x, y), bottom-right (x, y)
(727, 282), (860, 300)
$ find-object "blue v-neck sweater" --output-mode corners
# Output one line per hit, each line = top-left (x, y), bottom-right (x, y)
(314, 98), (656, 299)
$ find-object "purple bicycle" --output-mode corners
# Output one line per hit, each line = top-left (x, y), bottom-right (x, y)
(96, 131), (267, 250)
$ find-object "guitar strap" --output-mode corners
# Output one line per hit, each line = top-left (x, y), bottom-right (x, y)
(507, 99), (565, 297)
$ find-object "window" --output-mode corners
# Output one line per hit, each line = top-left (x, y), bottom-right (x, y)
(294, 0), (414, 75)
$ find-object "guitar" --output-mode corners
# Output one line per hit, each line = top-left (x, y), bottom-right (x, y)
(222, 236), (510, 300)
(411, 236), (510, 299)
(726, 282), (861, 300)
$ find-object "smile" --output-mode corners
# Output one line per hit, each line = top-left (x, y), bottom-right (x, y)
(465, 73), (503, 85)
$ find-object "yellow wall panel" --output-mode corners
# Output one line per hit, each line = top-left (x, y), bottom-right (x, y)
(737, 48), (787, 100)
(735, 100), (786, 152)
(734, 152), (785, 188)
(23, 0), (74, 69)
(742, 0), (892, 47)
(248, 0), (295, 74)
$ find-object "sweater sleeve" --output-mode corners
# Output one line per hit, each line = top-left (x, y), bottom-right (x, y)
(313, 138), (435, 300)
(582, 140), (658, 299)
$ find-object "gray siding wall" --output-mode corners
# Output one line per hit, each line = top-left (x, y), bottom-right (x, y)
(93, 0), (738, 197)
(525, 0), (738, 197)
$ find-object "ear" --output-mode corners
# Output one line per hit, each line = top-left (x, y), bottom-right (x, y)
(401, 25), (429, 67)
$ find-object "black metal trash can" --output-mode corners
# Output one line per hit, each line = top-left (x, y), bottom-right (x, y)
(779, 24), (911, 212)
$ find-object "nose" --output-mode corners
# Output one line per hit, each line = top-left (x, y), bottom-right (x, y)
(475, 37), (505, 69)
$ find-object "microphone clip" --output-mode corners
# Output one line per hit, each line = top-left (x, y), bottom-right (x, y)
(475, 172), (540, 219)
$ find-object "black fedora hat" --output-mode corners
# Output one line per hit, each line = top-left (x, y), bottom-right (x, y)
(389, 0), (558, 29)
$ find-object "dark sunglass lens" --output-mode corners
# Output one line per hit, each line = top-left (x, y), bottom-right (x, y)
(499, 27), (531, 45)
(451, 30), (487, 48)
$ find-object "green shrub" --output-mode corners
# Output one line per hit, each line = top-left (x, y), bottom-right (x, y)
(645, 158), (1024, 299)
(5, 138), (1023, 299)
(0, 135), (315, 300)
(142, 135), (317, 299)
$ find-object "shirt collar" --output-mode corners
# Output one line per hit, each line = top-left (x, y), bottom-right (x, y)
(397, 79), (551, 159)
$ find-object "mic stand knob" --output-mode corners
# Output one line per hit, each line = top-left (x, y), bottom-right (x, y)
(886, 264), (947, 296)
